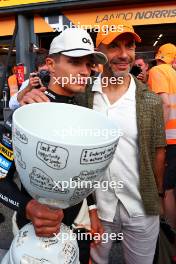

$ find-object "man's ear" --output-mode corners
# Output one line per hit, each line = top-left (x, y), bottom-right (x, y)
(46, 57), (55, 74)
(145, 63), (149, 71)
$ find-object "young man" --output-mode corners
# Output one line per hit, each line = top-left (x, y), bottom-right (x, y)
(89, 19), (166, 264)
(0, 28), (107, 264)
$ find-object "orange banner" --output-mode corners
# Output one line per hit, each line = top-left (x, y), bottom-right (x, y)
(0, 16), (54, 36)
(0, 17), (15, 36)
(34, 16), (53, 33)
(0, 3), (175, 36)
(64, 3), (176, 26)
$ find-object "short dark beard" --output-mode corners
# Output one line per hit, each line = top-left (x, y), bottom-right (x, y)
(104, 62), (131, 78)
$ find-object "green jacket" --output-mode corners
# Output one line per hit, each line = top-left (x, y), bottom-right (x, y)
(75, 77), (166, 215)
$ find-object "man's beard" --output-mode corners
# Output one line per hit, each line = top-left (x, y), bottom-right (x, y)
(106, 57), (133, 78)
(112, 68), (130, 78)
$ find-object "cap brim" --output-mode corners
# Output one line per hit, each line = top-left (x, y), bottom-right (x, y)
(155, 54), (173, 64)
(155, 54), (161, 60)
(100, 31), (141, 46)
(61, 50), (107, 65)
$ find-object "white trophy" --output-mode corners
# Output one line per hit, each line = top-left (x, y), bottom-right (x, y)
(2, 103), (121, 264)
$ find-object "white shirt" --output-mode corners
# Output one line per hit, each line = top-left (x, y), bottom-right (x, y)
(9, 79), (29, 110)
(93, 75), (146, 222)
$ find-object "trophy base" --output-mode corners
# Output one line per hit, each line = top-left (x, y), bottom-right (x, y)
(1, 223), (80, 264)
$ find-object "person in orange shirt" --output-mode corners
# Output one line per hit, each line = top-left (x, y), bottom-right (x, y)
(148, 43), (176, 231)
(7, 65), (19, 97)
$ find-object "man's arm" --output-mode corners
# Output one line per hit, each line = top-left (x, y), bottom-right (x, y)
(0, 172), (63, 237)
(154, 147), (166, 216)
(158, 93), (171, 124)
(19, 87), (50, 105)
(0, 165), (31, 213)
(9, 74), (47, 109)
(16, 83), (33, 103)
(17, 74), (41, 103)
(153, 95), (166, 197)
(9, 79), (29, 110)
(153, 147), (165, 194)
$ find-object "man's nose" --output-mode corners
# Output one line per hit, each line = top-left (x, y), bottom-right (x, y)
(118, 47), (128, 58)
(80, 64), (91, 76)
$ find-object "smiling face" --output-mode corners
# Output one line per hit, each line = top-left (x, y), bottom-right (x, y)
(98, 33), (136, 78)
(46, 54), (94, 96)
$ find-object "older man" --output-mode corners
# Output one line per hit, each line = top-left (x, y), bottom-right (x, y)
(90, 19), (166, 264)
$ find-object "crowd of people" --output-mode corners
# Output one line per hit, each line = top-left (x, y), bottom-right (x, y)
(0, 18), (176, 264)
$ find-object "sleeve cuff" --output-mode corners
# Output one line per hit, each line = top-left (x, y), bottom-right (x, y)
(88, 205), (97, 211)
(17, 196), (32, 219)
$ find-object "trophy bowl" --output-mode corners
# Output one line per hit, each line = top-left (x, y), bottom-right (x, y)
(12, 103), (121, 208)
(1, 223), (79, 264)
(1, 103), (122, 264)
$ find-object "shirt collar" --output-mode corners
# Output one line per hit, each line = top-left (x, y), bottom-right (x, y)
(124, 74), (136, 101)
(92, 73), (103, 93)
(92, 73), (136, 101)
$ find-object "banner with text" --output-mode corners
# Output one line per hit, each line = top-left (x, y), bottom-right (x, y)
(64, 3), (176, 26)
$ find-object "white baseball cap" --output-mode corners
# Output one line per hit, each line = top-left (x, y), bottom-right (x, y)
(49, 28), (107, 65)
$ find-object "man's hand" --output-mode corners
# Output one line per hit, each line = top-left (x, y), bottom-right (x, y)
(26, 199), (64, 237)
(137, 72), (147, 83)
(20, 87), (50, 105)
(89, 209), (104, 245)
(29, 73), (41, 88)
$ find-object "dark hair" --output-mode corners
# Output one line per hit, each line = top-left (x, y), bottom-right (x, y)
(47, 53), (61, 60)
(135, 55), (148, 65)
(34, 49), (48, 70)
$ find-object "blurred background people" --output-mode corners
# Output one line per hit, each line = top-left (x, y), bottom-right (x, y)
(7, 65), (18, 98)
(134, 55), (149, 83)
(9, 51), (49, 110)
(148, 43), (176, 232)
